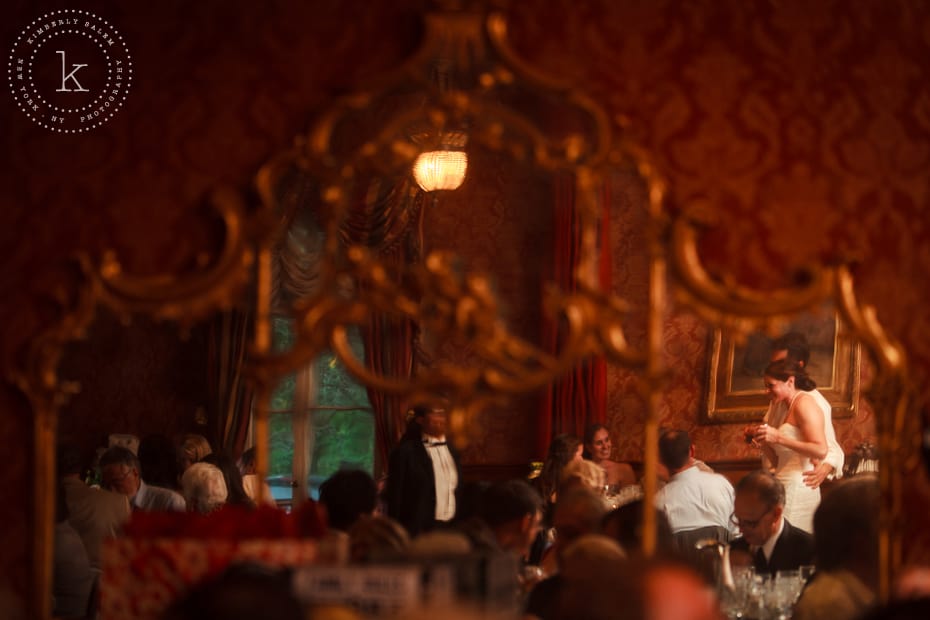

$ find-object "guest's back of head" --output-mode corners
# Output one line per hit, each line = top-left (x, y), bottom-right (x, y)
(552, 486), (608, 561)
(348, 514), (410, 563)
(177, 433), (212, 472)
(560, 534), (626, 579)
(181, 462), (227, 514)
(555, 555), (718, 620)
(814, 475), (879, 574)
(561, 459), (607, 493)
(478, 479), (543, 556)
(318, 469), (377, 531)
(201, 452), (253, 508)
(658, 429), (692, 472)
(161, 565), (302, 620)
(602, 499), (675, 556)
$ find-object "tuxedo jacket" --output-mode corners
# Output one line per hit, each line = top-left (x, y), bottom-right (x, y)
(385, 434), (461, 537)
(731, 518), (814, 575)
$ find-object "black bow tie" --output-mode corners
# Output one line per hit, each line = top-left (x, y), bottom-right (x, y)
(423, 440), (447, 447)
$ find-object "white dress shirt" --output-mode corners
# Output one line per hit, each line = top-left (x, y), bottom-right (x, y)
(655, 463), (737, 536)
(423, 435), (457, 522)
(132, 480), (186, 512)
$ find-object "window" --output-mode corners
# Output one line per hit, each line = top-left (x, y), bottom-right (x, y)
(266, 316), (374, 503)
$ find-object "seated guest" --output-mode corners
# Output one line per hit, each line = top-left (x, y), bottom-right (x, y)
(181, 462), (228, 514)
(536, 434), (584, 510)
(555, 555), (720, 620)
(729, 470), (813, 575)
(53, 481), (94, 619)
(202, 452), (254, 508)
(161, 564), (303, 620)
(319, 469), (378, 531)
(237, 447), (275, 506)
(794, 475), (879, 620)
(57, 442), (130, 570)
(531, 434), (584, 564)
(176, 433), (212, 473)
(552, 534), (628, 620)
(583, 423), (637, 489)
(348, 515), (410, 563)
(655, 429), (736, 539)
(100, 445), (186, 512)
(561, 458), (607, 495)
(479, 479), (544, 560)
(602, 499), (676, 557)
(525, 486), (607, 620)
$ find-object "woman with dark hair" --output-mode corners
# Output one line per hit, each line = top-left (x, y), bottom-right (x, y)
(536, 433), (584, 509)
(583, 423), (637, 490)
(202, 452), (255, 508)
(748, 359), (827, 532)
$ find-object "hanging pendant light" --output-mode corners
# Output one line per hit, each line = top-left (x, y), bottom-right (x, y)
(413, 130), (468, 192)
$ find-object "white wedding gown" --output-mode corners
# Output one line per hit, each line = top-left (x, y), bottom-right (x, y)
(771, 423), (820, 533)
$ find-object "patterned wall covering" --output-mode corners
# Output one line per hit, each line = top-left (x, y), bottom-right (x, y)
(56, 311), (213, 466)
(2, 0), (929, 612)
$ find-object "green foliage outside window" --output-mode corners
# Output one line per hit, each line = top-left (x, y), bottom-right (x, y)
(267, 317), (374, 488)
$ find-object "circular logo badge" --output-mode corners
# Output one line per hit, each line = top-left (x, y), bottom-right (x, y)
(7, 9), (132, 133)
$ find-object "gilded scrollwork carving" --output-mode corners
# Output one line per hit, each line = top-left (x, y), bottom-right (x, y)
(16, 187), (263, 620)
(669, 207), (913, 598)
(92, 187), (262, 326)
(252, 6), (654, 408)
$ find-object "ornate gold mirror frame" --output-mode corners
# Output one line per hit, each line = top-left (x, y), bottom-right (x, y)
(247, 3), (911, 600)
(247, 7), (666, 504)
(14, 5), (914, 619)
(13, 189), (262, 620)
(670, 211), (913, 599)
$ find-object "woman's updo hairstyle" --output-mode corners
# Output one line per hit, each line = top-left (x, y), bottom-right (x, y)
(763, 358), (817, 391)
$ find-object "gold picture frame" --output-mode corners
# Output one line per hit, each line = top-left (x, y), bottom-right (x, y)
(703, 305), (861, 423)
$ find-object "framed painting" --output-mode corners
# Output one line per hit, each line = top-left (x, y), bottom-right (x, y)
(703, 304), (861, 423)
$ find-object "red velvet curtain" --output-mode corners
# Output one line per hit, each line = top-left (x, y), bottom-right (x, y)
(345, 178), (423, 476)
(208, 308), (254, 458)
(363, 287), (415, 476)
(538, 173), (611, 454)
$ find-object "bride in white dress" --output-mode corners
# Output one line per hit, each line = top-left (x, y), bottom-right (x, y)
(751, 359), (827, 533)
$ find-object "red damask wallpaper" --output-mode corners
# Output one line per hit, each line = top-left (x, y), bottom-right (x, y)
(2, 0), (929, 615)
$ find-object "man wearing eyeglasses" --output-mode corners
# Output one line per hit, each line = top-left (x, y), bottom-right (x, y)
(99, 446), (186, 512)
(729, 470), (814, 575)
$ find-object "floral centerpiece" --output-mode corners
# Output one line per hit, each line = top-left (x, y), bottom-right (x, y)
(99, 502), (327, 620)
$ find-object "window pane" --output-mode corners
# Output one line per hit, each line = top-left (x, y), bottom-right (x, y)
(269, 374), (295, 412)
(264, 318), (375, 503)
(316, 326), (369, 407)
(268, 413), (294, 479)
(310, 408), (375, 478)
(272, 316), (296, 352)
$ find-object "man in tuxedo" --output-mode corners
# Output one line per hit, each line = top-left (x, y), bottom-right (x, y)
(385, 404), (460, 537)
(730, 470), (814, 575)
(766, 332), (845, 488)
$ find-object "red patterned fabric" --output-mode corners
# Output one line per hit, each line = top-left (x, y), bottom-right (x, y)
(99, 538), (318, 620)
(538, 173), (610, 454)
